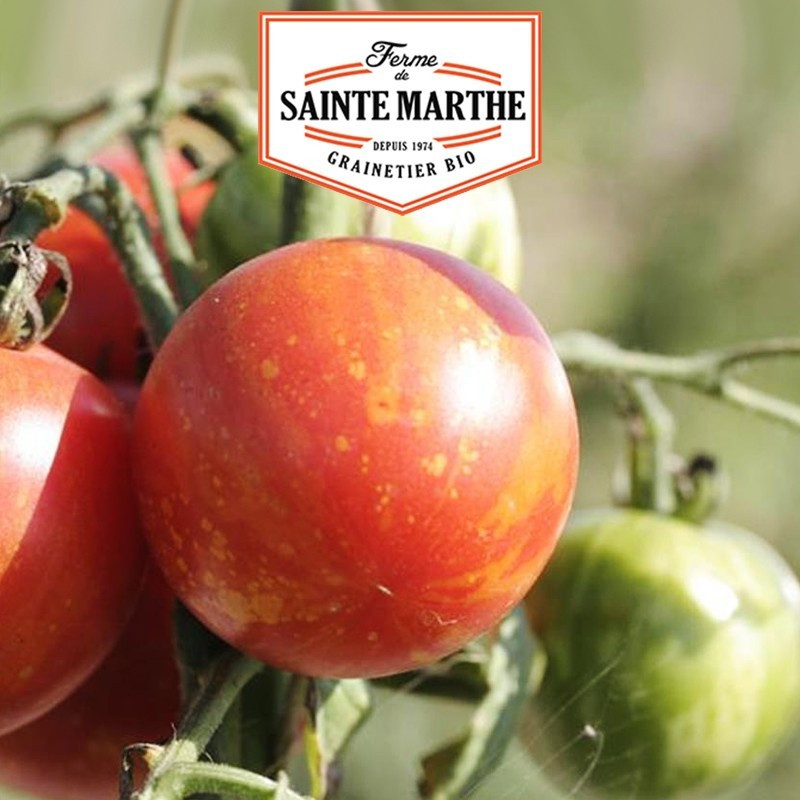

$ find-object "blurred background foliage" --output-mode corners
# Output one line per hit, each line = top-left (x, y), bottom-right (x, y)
(2, 0), (800, 798)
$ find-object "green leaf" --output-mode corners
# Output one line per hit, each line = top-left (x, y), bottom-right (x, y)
(419, 607), (540, 800)
(305, 678), (372, 798)
(373, 643), (491, 702)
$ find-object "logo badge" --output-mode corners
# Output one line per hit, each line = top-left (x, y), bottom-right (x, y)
(259, 11), (541, 214)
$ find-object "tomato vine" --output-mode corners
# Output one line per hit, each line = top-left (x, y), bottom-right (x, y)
(3, 86), (800, 800)
(2, 1), (800, 800)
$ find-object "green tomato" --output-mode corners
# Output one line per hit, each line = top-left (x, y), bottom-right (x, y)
(369, 182), (522, 292)
(195, 143), (522, 291)
(524, 509), (800, 799)
(195, 143), (286, 279)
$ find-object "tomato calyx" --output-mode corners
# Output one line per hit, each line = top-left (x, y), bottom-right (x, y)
(673, 453), (724, 524)
(618, 380), (724, 527)
(0, 239), (71, 349)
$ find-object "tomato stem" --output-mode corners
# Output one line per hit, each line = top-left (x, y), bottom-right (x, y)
(131, 128), (204, 307)
(155, 0), (189, 105)
(554, 330), (800, 431)
(0, 165), (179, 347)
(132, 652), (263, 800)
(124, 0), (207, 309)
(674, 454), (723, 524)
(291, 0), (384, 10)
(185, 87), (259, 150)
(152, 763), (310, 799)
(45, 98), (148, 175)
(621, 378), (676, 514)
(0, 96), (113, 147)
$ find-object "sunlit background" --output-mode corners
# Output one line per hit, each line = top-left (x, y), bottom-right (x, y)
(2, 1), (800, 798)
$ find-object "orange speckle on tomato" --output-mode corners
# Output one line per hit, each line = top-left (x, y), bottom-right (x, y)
(365, 384), (401, 426)
(457, 438), (480, 463)
(252, 593), (283, 625)
(335, 435), (351, 452)
(349, 359), (367, 380)
(260, 358), (279, 380)
(421, 453), (448, 477)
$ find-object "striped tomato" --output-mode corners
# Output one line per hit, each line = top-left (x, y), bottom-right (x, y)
(133, 239), (577, 677)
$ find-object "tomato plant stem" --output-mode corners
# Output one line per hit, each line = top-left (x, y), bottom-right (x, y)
(554, 330), (800, 430)
(133, 652), (263, 800)
(50, 99), (147, 172)
(126, 0), (206, 308)
(157, 763), (310, 799)
(0, 97), (111, 146)
(186, 87), (259, 150)
(156, 0), (188, 102)
(291, 0), (383, 10)
(674, 455), (721, 523)
(0, 77), (251, 178)
(131, 129), (203, 306)
(0, 164), (178, 346)
(622, 379), (676, 514)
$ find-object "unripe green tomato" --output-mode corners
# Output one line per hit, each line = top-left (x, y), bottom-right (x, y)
(195, 143), (285, 278)
(370, 182), (522, 292)
(524, 509), (800, 799)
(195, 143), (522, 291)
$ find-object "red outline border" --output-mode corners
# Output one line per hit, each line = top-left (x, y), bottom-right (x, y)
(442, 132), (502, 149)
(305, 68), (371, 86)
(305, 125), (371, 142)
(258, 11), (541, 215)
(435, 125), (502, 142)
(305, 62), (363, 78)
(442, 62), (502, 79)
(305, 133), (364, 149)
(433, 69), (501, 86)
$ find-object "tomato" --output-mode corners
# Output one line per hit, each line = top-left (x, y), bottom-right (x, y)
(524, 509), (800, 799)
(194, 143), (284, 279)
(133, 238), (578, 678)
(0, 346), (146, 735)
(380, 181), (522, 292)
(196, 142), (522, 291)
(0, 565), (179, 800)
(36, 144), (215, 381)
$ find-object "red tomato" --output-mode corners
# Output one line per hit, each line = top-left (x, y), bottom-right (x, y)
(37, 145), (214, 380)
(0, 346), (145, 734)
(133, 239), (578, 678)
(0, 565), (179, 800)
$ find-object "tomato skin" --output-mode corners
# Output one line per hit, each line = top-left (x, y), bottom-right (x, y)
(133, 238), (578, 678)
(37, 145), (214, 380)
(0, 346), (146, 735)
(524, 510), (800, 799)
(0, 565), (178, 800)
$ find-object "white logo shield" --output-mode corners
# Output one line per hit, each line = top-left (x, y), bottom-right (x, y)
(259, 11), (541, 215)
